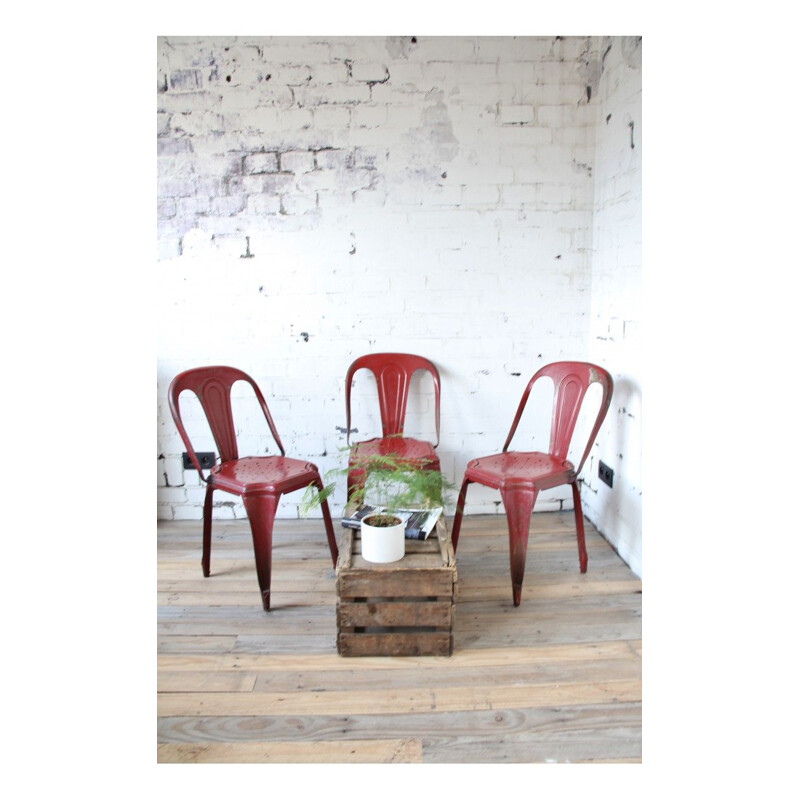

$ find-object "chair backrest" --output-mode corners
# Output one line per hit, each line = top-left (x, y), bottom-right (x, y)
(345, 353), (441, 447)
(502, 361), (613, 475)
(168, 366), (285, 475)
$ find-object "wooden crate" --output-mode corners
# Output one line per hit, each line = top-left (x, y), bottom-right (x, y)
(335, 516), (457, 657)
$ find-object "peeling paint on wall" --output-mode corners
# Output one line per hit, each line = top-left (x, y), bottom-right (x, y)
(399, 90), (460, 181)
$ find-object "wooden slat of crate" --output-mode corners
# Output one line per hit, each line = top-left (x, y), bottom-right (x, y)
(338, 600), (453, 628)
(336, 516), (456, 657)
(338, 631), (453, 657)
(338, 568), (454, 598)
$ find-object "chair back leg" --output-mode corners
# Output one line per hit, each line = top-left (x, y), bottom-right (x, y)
(499, 484), (539, 607)
(242, 491), (280, 612)
(450, 477), (472, 552)
(202, 483), (215, 577)
(570, 481), (589, 573)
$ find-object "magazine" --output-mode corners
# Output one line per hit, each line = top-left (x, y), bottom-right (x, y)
(342, 505), (443, 540)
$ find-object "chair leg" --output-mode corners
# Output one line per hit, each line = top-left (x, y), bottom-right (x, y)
(202, 482), (214, 577)
(571, 481), (588, 573)
(312, 476), (339, 567)
(450, 477), (471, 552)
(499, 484), (539, 607)
(242, 491), (280, 612)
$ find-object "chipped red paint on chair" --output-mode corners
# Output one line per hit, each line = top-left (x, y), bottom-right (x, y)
(344, 353), (442, 498)
(168, 366), (338, 612)
(450, 361), (613, 607)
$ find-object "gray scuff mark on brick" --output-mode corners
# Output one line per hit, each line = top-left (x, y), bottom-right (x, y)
(211, 195), (246, 216)
(621, 37), (642, 70)
(572, 159), (593, 177)
(281, 150), (315, 174)
(157, 113), (171, 136)
(315, 147), (351, 170)
(577, 37), (603, 104)
(399, 90), (459, 181)
(353, 148), (380, 170)
(244, 152), (279, 174)
(158, 199), (177, 219)
(158, 139), (194, 157)
(385, 36), (418, 59)
(421, 91), (458, 157)
(170, 69), (204, 92)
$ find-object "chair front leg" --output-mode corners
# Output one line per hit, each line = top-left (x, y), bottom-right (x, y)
(202, 481), (214, 577)
(571, 481), (588, 573)
(450, 476), (471, 552)
(242, 490), (280, 612)
(499, 484), (539, 607)
(311, 476), (339, 567)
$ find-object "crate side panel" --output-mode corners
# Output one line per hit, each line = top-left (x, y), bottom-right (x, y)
(338, 600), (453, 628)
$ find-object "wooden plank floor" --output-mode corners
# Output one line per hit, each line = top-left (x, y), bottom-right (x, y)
(157, 512), (642, 764)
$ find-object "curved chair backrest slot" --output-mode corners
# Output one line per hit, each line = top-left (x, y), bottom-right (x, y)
(345, 353), (441, 447)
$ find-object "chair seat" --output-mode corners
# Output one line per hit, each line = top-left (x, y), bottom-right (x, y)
(350, 437), (439, 467)
(210, 456), (319, 495)
(465, 451), (576, 491)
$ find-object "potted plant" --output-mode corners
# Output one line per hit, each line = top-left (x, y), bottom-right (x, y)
(300, 447), (452, 564)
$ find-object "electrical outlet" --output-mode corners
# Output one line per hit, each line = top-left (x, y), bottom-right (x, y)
(183, 452), (215, 470)
(598, 460), (614, 488)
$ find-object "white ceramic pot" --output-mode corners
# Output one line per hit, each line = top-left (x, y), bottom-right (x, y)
(360, 514), (405, 563)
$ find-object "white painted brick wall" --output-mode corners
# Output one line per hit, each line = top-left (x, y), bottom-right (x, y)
(156, 35), (642, 576)
(582, 37), (642, 578)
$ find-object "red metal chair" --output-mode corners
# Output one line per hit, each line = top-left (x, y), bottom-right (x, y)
(344, 353), (442, 498)
(450, 361), (613, 607)
(168, 366), (338, 612)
